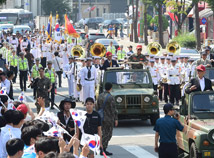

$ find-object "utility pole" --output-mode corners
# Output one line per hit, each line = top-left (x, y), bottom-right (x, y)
(78, 0), (82, 21)
(89, 0), (92, 18)
(127, 0), (130, 38)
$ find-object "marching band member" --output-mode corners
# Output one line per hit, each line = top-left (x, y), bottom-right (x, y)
(20, 35), (29, 52)
(63, 56), (75, 98)
(40, 39), (48, 68)
(167, 57), (181, 105)
(80, 57), (97, 102)
(149, 59), (160, 91)
(10, 33), (19, 50)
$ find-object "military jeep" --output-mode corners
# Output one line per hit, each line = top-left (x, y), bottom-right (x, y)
(177, 91), (214, 158)
(96, 68), (159, 125)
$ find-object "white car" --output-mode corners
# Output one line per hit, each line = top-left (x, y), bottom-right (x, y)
(13, 25), (31, 34)
(0, 24), (14, 32)
(180, 47), (200, 60)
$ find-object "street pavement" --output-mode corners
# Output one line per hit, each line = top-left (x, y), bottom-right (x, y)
(13, 75), (166, 158)
(12, 32), (165, 158)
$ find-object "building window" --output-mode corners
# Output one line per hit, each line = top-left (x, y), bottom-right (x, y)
(96, 8), (99, 17)
(103, 8), (106, 13)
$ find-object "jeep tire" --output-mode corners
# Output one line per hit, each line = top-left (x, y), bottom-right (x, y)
(189, 142), (201, 158)
(150, 112), (159, 125)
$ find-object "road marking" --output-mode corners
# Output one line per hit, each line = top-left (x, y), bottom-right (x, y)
(113, 134), (154, 138)
(121, 145), (157, 158)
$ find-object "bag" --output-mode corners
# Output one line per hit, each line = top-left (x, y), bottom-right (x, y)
(56, 57), (63, 73)
(98, 93), (110, 122)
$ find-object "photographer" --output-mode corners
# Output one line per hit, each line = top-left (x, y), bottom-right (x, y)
(52, 52), (63, 88)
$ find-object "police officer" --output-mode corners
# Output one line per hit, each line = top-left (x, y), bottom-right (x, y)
(96, 83), (118, 156)
(31, 58), (43, 99)
(107, 41), (116, 55)
(18, 52), (28, 91)
(45, 61), (56, 109)
(154, 103), (186, 158)
(9, 50), (18, 83)
(83, 97), (102, 158)
(117, 45), (126, 60)
(167, 57), (181, 105)
(128, 45), (147, 69)
(35, 67), (52, 112)
(80, 57), (97, 102)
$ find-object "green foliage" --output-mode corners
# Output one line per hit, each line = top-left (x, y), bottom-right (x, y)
(143, 14), (153, 27)
(42, 0), (71, 20)
(206, 0), (214, 11)
(0, 0), (6, 5)
(150, 15), (169, 31)
(165, 0), (189, 15)
(172, 33), (196, 49)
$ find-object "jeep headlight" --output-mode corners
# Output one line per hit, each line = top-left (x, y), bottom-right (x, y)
(116, 97), (123, 103)
(144, 96), (150, 103)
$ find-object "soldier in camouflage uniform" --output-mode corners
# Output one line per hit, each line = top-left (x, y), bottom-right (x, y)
(35, 67), (52, 113)
(128, 45), (147, 69)
(96, 82), (118, 156)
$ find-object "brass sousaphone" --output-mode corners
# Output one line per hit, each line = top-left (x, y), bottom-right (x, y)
(90, 43), (106, 57)
(166, 41), (181, 55)
(147, 42), (162, 56)
(71, 45), (85, 58)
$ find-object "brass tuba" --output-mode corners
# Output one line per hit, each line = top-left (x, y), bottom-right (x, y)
(166, 41), (181, 55)
(147, 42), (162, 55)
(71, 45), (85, 58)
(90, 43), (106, 57)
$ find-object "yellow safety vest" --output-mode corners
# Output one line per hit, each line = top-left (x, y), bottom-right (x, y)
(32, 64), (43, 78)
(117, 50), (126, 60)
(107, 46), (116, 55)
(9, 55), (18, 67)
(45, 68), (55, 83)
(19, 58), (28, 71)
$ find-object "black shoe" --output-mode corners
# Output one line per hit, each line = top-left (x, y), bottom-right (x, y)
(50, 107), (54, 110)
(104, 150), (113, 156)
(24, 89), (26, 92)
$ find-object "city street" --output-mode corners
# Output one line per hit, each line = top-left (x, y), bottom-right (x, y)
(13, 74), (165, 158)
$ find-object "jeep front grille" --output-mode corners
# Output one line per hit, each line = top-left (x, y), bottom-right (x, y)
(126, 95), (141, 108)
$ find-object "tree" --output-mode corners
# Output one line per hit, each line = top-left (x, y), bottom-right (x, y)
(151, 15), (169, 31)
(165, 0), (194, 33)
(134, 0), (139, 43)
(152, 0), (164, 47)
(206, 0), (214, 40)
(193, 0), (201, 50)
(0, 0), (6, 5)
(42, 0), (71, 21)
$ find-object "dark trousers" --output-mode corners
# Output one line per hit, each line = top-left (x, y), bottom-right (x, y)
(153, 84), (157, 91)
(164, 83), (169, 102)
(49, 83), (55, 107)
(159, 143), (178, 158)
(10, 66), (17, 83)
(169, 84), (180, 105)
(41, 57), (47, 68)
(56, 71), (62, 87)
(19, 71), (27, 91)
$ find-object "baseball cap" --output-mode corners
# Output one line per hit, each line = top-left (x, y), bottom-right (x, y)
(136, 45), (142, 49)
(196, 64), (206, 72)
(17, 104), (28, 115)
(202, 51), (207, 55)
(163, 103), (175, 114)
(106, 52), (112, 57)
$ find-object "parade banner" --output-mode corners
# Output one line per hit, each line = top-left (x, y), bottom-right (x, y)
(64, 14), (80, 38)
(46, 13), (52, 43)
(54, 12), (62, 44)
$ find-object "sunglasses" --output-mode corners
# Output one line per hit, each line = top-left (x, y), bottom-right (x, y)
(137, 49), (142, 51)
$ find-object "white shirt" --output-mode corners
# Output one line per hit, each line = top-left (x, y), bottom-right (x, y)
(0, 126), (21, 158)
(80, 65), (97, 86)
(198, 77), (205, 91)
(52, 56), (63, 71)
(1, 79), (10, 94)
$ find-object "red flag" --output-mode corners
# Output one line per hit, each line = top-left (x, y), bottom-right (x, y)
(91, 6), (96, 11)
(64, 14), (80, 38)
(168, 12), (178, 22)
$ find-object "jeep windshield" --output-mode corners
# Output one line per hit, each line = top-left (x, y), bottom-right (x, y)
(204, 69), (214, 80)
(193, 93), (214, 112)
(105, 71), (150, 86)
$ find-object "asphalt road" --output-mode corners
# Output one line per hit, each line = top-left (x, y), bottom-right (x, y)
(13, 75), (167, 158)
(12, 32), (166, 158)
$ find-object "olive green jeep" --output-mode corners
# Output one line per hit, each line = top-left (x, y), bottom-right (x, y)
(177, 91), (214, 158)
(96, 68), (159, 125)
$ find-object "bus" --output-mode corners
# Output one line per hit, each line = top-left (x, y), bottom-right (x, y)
(0, 9), (34, 29)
